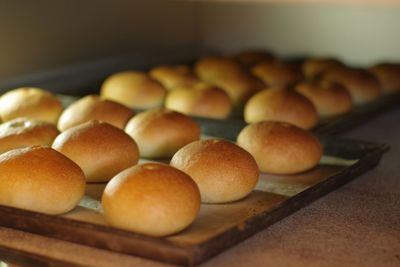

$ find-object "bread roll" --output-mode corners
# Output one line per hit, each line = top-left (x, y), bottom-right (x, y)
(102, 163), (200, 237)
(0, 146), (85, 214)
(213, 75), (264, 106)
(125, 109), (200, 158)
(165, 83), (232, 119)
(170, 139), (259, 203)
(0, 118), (59, 154)
(295, 80), (353, 117)
(0, 87), (63, 124)
(323, 67), (381, 105)
(195, 56), (263, 105)
(237, 121), (322, 174)
(244, 88), (318, 129)
(57, 95), (135, 131)
(251, 61), (303, 87)
(233, 50), (275, 68)
(100, 71), (167, 109)
(369, 63), (400, 94)
(302, 58), (344, 79)
(53, 121), (139, 183)
(195, 56), (244, 82)
(149, 65), (199, 90)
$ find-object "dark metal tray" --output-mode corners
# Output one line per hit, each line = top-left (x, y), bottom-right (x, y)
(0, 136), (389, 266)
(57, 92), (400, 140)
(193, 93), (400, 140)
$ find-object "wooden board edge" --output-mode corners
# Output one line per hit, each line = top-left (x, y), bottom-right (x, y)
(187, 143), (387, 265)
(0, 244), (82, 267)
(0, 208), (195, 266)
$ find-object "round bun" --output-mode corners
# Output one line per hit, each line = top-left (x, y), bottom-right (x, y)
(125, 109), (200, 158)
(237, 121), (322, 174)
(302, 58), (344, 79)
(244, 88), (318, 129)
(57, 95), (135, 131)
(295, 80), (353, 117)
(369, 63), (400, 94)
(233, 50), (275, 68)
(53, 120), (139, 182)
(251, 61), (303, 87)
(213, 75), (264, 106)
(194, 56), (263, 105)
(102, 163), (200, 237)
(195, 56), (244, 82)
(170, 139), (259, 203)
(100, 71), (167, 109)
(0, 87), (63, 124)
(0, 146), (85, 214)
(323, 67), (381, 105)
(165, 83), (232, 119)
(0, 118), (59, 154)
(149, 65), (199, 90)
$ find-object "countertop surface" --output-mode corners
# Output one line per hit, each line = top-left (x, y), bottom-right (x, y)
(0, 106), (399, 267)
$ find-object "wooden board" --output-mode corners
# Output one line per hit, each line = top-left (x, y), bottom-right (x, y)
(0, 136), (389, 266)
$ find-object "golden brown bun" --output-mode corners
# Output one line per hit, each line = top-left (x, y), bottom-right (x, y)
(244, 88), (318, 129)
(194, 56), (263, 105)
(237, 121), (322, 174)
(53, 121), (139, 183)
(0, 87), (63, 124)
(213, 75), (264, 106)
(170, 139), (259, 203)
(295, 80), (353, 117)
(102, 163), (200, 237)
(302, 58), (344, 79)
(251, 61), (304, 87)
(149, 65), (199, 90)
(0, 146), (85, 214)
(323, 67), (381, 105)
(165, 83), (233, 119)
(233, 50), (275, 68)
(57, 95), (135, 131)
(125, 109), (200, 159)
(369, 63), (400, 94)
(100, 71), (167, 109)
(0, 118), (59, 154)
(195, 56), (244, 82)
(195, 57), (264, 106)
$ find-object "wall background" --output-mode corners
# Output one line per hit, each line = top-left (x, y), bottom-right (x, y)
(0, 0), (198, 81)
(199, 3), (400, 66)
(1, 1), (399, 83)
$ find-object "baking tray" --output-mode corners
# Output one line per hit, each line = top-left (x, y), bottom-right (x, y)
(57, 92), (400, 141)
(0, 136), (389, 266)
(192, 93), (400, 140)
(2, 45), (400, 137)
(3, 63), (400, 140)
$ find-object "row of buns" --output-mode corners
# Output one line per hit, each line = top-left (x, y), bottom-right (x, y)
(1, 49), (396, 237)
(97, 52), (400, 130)
(0, 52), (399, 131)
(0, 121), (321, 236)
(0, 99), (322, 237)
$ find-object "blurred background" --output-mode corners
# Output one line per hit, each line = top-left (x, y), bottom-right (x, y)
(1, 0), (399, 89)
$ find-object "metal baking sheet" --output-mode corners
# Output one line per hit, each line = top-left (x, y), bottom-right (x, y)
(0, 136), (389, 266)
(192, 93), (400, 140)
(57, 92), (400, 141)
